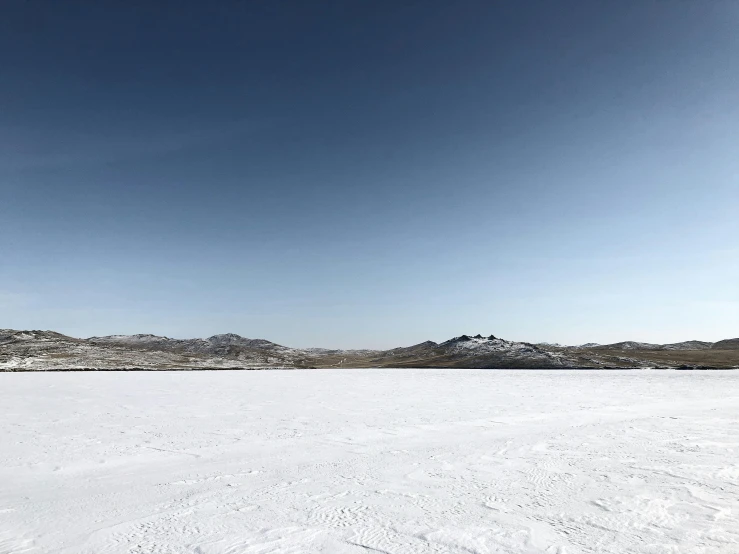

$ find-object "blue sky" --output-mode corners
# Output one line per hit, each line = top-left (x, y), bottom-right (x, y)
(2, 0), (738, 348)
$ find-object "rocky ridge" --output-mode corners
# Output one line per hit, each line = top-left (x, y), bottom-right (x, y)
(1, 329), (738, 370)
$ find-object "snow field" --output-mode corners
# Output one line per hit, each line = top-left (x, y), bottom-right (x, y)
(0, 369), (737, 553)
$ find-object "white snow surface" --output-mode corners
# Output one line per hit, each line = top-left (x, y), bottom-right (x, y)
(1, 369), (738, 554)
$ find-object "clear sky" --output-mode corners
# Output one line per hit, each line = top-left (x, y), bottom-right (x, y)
(2, 0), (738, 348)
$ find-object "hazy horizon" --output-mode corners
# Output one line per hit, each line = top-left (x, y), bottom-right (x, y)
(2, 1), (738, 349)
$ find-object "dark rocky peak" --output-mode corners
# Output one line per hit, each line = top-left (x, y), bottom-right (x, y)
(440, 335), (476, 346)
(447, 334), (498, 343)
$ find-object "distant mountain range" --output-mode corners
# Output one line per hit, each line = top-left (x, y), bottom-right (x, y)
(2, 330), (738, 370)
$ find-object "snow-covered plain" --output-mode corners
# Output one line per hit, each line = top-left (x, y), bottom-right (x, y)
(1, 369), (737, 554)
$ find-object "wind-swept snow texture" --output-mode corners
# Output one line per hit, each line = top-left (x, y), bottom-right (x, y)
(1, 369), (737, 553)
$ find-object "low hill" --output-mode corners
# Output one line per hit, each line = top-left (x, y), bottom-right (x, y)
(712, 338), (739, 350)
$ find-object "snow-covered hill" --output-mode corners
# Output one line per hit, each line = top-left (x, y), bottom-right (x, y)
(0, 330), (296, 371)
(2, 329), (738, 370)
(592, 340), (714, 351)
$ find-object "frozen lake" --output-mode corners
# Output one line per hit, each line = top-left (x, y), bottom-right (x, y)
(1, 369), (737, 553)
